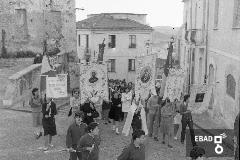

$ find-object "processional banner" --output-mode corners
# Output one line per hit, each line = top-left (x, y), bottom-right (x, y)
(46, 74), (67, 98)
(188, 84), (213, 113)
(79, 63), (108, 103)
(163, 68), (185, 102)
(135, 54), (157, 99)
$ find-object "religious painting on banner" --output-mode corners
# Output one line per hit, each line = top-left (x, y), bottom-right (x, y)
(163, 68), (185, 102)
(79, 63), (108, 103)
(135, 54), (157, 100)
(188, 84), (213, 113)
(46, 74), (67, 98)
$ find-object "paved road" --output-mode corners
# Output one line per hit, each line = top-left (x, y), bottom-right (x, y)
(0, 108), (234, 160)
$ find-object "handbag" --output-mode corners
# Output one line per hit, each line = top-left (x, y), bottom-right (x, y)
(90, 102), (99, 118)
(91, 108), (100, 118)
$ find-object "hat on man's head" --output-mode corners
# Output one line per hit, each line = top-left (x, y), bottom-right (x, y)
(190, 146), (205, 159)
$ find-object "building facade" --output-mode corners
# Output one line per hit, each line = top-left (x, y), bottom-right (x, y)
(76, 13), (153, 82)
(0, 0), (76, 56)
(0, 0), (78, 89)
(180, 0), (240, 128)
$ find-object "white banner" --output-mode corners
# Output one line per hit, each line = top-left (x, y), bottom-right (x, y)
(135, 54), (157, 100)
(189, 84), (213, 113)
(80, 63), (109, 103)
(163, 68), (185, 102)
(46, 74), (67, 98)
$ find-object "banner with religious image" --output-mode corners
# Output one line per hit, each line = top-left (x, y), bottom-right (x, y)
(163, 68), (185, 102)
(46, 74), (67, 98)
(188, 84), (213, 113)
(135, 54), (157, 99)
(79, 63), (108, 103)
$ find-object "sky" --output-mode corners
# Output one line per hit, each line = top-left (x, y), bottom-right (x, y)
(75, 0), (184, 27)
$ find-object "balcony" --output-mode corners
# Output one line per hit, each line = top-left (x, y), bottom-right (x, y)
(190, 29), (205, 45)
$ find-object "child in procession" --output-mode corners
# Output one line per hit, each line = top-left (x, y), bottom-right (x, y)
(117, 129), (146, 160)
(66, 111), (87, 160)
(69, 88), (81, 120)
(42, 96), (57, 151)
(77, 122), (101, 160)
(81, 98), (95, 125)
(29, 88), (43, 139)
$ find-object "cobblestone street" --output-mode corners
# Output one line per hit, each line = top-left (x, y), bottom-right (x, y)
(0, 107), (234, 160)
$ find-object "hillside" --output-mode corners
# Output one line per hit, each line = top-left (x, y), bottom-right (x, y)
(152, 30), (171, 43)
(154, 26), (180, 35)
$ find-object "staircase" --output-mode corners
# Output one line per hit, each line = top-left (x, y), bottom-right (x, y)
(0, 58), (33, 107)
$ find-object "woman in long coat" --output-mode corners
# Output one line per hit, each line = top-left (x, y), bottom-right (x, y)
(109, 91), (122, 134)
(42, 97), (57, 151)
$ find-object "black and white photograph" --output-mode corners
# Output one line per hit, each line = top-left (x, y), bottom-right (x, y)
(0, 0), (239, 160)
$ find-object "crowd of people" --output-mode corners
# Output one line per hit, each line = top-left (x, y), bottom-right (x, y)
(28, 77), (239, 160)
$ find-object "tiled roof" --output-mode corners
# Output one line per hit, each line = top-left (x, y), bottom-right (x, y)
(76, 15), (153, 31)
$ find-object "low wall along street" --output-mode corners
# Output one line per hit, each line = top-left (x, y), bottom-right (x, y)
(2, 54), (68, 111)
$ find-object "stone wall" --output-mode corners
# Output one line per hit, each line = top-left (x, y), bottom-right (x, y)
(2, 52), (68, 109)
(0, 0), (78, 90)
(0, 0), (76, 55)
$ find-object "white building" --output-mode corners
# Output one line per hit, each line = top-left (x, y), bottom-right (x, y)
(180, 0), (240, 128)
(76, 13), (153, 82)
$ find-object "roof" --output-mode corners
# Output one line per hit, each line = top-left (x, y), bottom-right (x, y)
(76, 15), (153, 31)
(88, 13), (147, 16)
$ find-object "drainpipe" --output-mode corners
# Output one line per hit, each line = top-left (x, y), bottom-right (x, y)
(204, 0), (210, 84)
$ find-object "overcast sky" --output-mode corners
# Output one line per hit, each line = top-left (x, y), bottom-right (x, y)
(76, 0), (184, 27)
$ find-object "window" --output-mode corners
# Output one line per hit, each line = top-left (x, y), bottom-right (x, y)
(107, 59), (116, 72)
(108, 35), (116, 48)
(15, 9), (28, 39)
(233, 0), (240, 28)
(129, 35), (136, 48)
(214, 0), (219, 28)
(78, 35), (81, 46)
(44, 10), (62, 39)
(128, 59), (135, 71)
(226, 74), (236, 99)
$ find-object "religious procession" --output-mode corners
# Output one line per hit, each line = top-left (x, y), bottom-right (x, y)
(25, 44), (238, 160)
(0, 0), (239, 160)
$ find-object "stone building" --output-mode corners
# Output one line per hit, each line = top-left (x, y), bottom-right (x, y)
(76, 13), (153, 82)
(0, 0), (76, 57)
(0, 0), (78, 89)
(179, 0), (240, 128)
